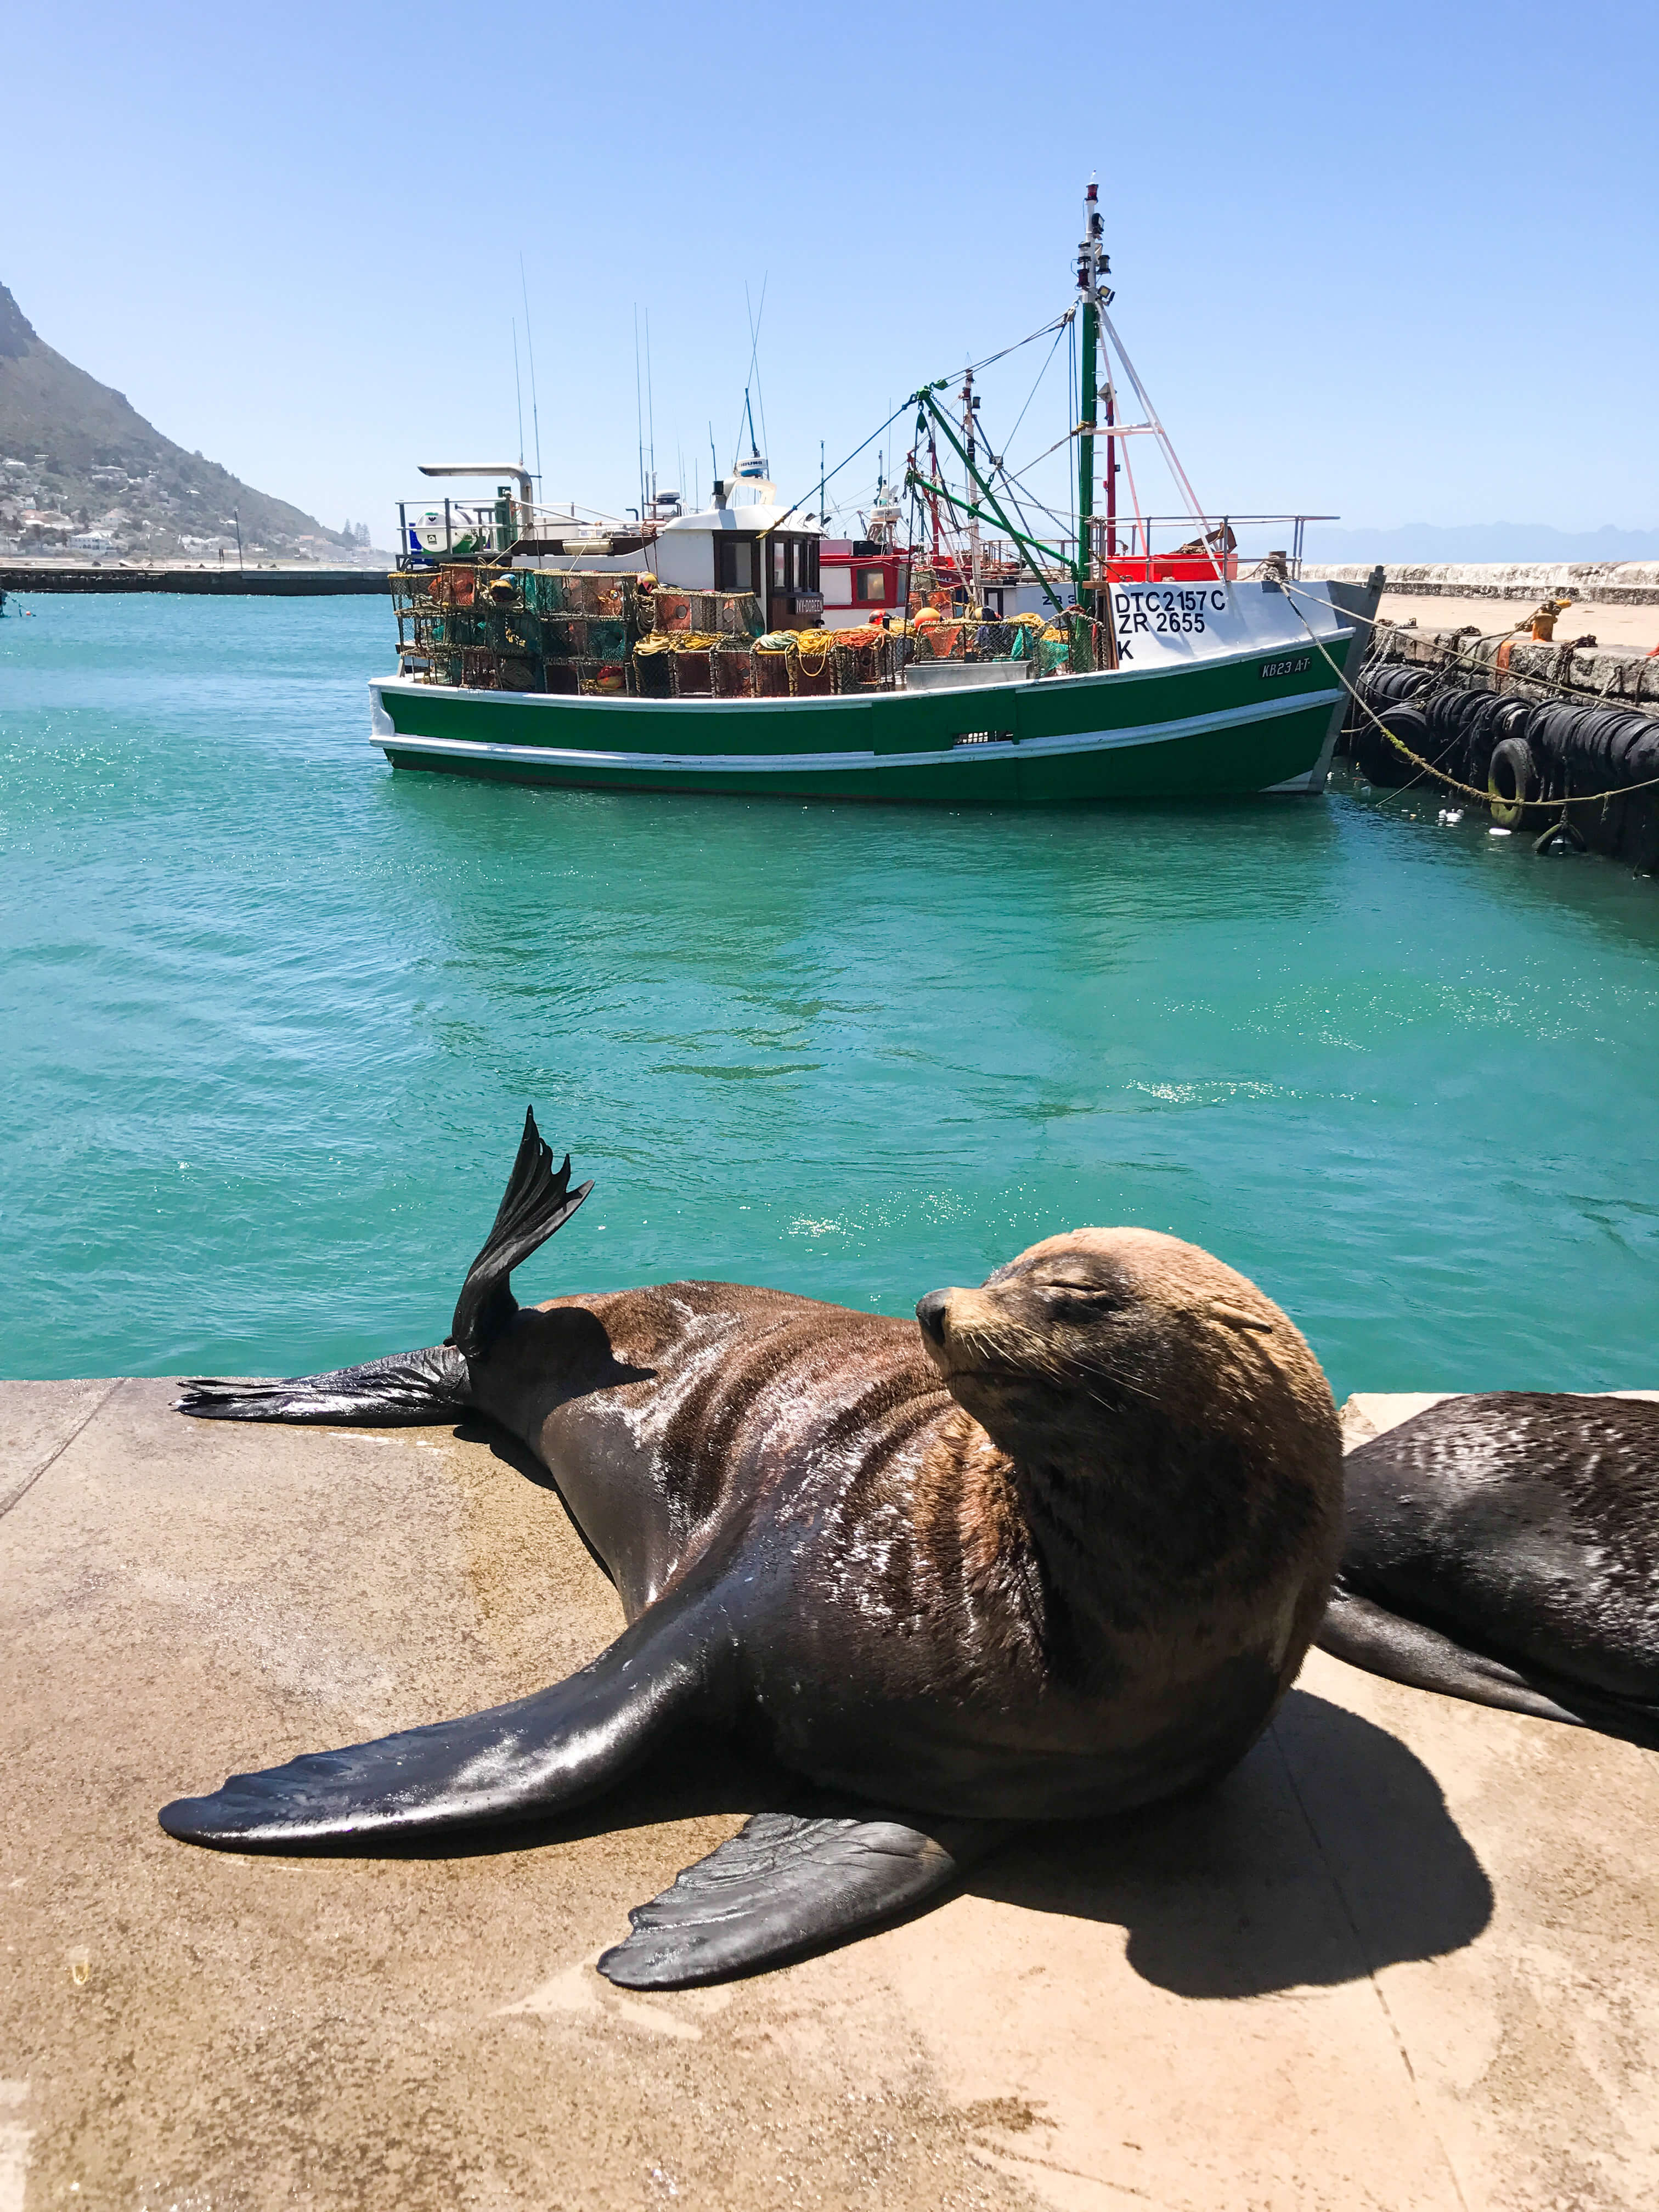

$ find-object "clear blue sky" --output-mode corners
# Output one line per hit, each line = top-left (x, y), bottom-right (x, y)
(7, 0), (1656, 543)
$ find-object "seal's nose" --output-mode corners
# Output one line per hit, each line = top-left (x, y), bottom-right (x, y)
(916, 1289), (952, 1346)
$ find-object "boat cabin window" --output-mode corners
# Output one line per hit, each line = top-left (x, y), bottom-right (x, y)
(715, 538), (755, 591)
(854, 565), (885, 603)
(765, 535), (820, 597)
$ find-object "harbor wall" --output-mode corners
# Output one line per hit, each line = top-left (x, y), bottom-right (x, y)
(1373, 620), (1659, 710)
(0, 562), (391, 596)
(1312, 561), (1659, 607)
(1350, 619), (1659, 872)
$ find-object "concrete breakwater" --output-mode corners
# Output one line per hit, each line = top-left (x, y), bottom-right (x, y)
(1316, 560), (1659, 607)
(1372, 619), (1659, 711)
(0, 561), (390, 596)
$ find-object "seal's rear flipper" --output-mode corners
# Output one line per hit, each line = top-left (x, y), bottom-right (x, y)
(160, 1588), (721, 1847)
(450, 1107), (593, 1359)
(1317, 1587), (1659, 1747)
(1316, 1587), (1592, 1727)
(176, 1344), (469, 1424)
(174, 1108), (590, 1425)
(598, 1810), (1012, 1989)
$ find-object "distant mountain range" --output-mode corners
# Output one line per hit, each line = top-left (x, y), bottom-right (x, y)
(0, 281), (351, 558)
(1300, 522), (1659, 566)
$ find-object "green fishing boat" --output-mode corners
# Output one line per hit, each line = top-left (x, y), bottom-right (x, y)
(372, 187), (1367, 804)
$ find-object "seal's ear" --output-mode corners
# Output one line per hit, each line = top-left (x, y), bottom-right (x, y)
(450, 1107), (593, 1359)
(1210, 1301), (1274, 1334)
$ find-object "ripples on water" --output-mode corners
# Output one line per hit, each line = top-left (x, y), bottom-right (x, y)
(3, 595), (1656, 1392)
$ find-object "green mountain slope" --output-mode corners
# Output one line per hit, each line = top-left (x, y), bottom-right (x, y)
(0, 282), (351, 556)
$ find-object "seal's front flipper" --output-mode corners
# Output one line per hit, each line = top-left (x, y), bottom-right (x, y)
(160, 1589), (722, 1848)
(599, 1809), (1012, 1989)
(176, 1344), (469, 1424)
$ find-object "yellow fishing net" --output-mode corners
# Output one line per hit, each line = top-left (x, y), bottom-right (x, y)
(638, 630), (723, 653)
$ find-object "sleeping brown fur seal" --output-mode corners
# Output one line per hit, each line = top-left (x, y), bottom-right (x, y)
(162, 1110), (1343, 1987)
(1318, 1392), (1659, 1748)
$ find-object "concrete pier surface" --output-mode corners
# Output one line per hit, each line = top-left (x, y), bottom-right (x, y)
(1308, 562), (1659, 653)
(4, 1381), (1658, 2212)
(1374, 594), (1659, 656)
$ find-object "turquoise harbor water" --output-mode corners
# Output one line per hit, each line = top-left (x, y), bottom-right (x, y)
(3, 593), (1656, 1395)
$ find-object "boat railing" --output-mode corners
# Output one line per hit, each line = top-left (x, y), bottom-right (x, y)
(393, 496), (651, 565)
(895, 606), (1111, 680)
(914, 515), (1334, 603)
(1084, 514), (1338, 584)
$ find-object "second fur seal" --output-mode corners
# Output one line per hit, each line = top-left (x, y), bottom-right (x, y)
(161, 1110), (1344, 1986)
(1319, 1392), (1659, 1748)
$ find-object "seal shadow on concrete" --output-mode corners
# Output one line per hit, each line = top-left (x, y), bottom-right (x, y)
(453, 1416), (621, 1586)
(350, 1419), (1495, 1995)
(307, 1688), (1494, 1996)
(970, 1692), (1495, 1997)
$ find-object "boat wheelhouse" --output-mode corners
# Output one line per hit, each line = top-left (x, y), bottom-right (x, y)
(651, 475), (824, 632)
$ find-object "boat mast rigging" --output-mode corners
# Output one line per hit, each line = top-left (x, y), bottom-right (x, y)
(961, 365), (982, 609)
(1076, 177), (1107, 614)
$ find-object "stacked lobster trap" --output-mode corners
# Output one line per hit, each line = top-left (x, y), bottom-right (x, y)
(392, 567), (901, 698)
(898, 571), (1111, 675)
(635, 591), (893, 699)
(392, 566), (644, 695)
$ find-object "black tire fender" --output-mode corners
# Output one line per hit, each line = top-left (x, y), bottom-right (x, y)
(1488, 735), (1539, 828)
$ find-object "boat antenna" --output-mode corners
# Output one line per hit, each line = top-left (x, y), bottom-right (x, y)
(960, 362), (981, 607)
(747, 278), (770, 464)
(519, 255), (544, 513)
(645, 307), (657, 511)
(634, 307), (645, 523)
(512, 319), (526, 469)
(735, 278), (769, 469)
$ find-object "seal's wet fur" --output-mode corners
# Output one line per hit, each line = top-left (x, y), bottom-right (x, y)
(164, 1110), (1344, 1984)
(1319, 1392), (1659, 1748)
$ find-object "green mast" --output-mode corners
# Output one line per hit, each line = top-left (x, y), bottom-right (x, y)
(1076, 178), (1105, 614)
